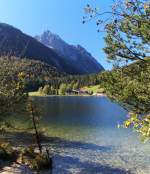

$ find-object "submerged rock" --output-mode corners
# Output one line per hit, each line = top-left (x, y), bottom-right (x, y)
(1, 163), (33, 174)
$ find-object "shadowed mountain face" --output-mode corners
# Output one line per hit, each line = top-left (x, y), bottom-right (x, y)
(0, 23), (104, 74)
(35, 30), (104, 74)
(0, 23), (68, 72)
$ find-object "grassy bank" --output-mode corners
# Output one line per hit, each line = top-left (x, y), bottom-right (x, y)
(28, 92), (91, 97)
(81, 85), (105, 94)
(28, 87), (106, 97)
(28, 91), (46, 96)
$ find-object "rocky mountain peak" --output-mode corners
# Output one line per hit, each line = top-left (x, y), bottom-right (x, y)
(35, 31), (104, 74)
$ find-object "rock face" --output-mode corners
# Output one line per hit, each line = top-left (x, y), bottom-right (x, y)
(35, 31), (104, 74)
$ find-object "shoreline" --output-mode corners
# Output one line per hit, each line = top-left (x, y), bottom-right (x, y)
(28, 92), (107, 97)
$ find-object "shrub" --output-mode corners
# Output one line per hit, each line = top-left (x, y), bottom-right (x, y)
(20, 146), (51, 171)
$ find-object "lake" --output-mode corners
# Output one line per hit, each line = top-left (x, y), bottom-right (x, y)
(35, 96), (150, 174)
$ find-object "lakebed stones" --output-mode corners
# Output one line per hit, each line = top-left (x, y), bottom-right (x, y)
(0, 163), (33, 174)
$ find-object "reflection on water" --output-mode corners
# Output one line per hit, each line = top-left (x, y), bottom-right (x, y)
(35, 96), (150, 174)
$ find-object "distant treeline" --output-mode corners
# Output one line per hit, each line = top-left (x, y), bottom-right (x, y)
(40, 73), (103, 94)
(0, 56), (104, 92)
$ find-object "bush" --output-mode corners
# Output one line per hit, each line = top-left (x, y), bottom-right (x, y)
(20, 146), (52, 171)
(0, 142), (17, 162)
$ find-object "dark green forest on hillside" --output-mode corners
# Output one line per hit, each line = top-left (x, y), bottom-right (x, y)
(0, 57), (65, 91)
(0, 56), (102, 92)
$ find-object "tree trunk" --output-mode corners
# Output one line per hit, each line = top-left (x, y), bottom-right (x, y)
(31, 106), (42, 153)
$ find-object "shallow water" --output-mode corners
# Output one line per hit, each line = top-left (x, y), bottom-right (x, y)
(35, 96), (150, 174)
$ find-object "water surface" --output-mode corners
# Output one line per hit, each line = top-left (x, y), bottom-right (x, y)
(35, 96), (150, 174)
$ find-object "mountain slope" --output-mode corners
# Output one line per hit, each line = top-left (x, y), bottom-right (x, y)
(0, 56), (63, 78)
(0, 23), (70, 71)
(0, 56), (65, 90)
(35, 30), (104, 74)
(0, 23), (104, 74)
(0, 23), (90, 74)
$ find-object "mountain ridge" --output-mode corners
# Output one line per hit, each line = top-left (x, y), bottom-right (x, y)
(0, 23), (104, 74)
(35, 30), (104, 74)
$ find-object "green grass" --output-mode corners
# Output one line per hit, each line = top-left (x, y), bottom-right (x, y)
(81, 85), (105, 94)
(28, 91), (46, 97)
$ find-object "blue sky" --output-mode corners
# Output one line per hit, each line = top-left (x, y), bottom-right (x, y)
(0, 0), (113, 69)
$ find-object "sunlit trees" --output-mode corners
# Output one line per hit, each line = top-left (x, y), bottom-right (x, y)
(0, 72), (52, 171)
(83, 0), (150, 63)
(42, 85), (50, 95)
(59, 83), (67, 95)
(83, 0), (150, 141)
(0, 72), (27, 125)
(100, 59), (150, 141)
(38, 87), (43, 94)
(73, 82), (79, 90)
